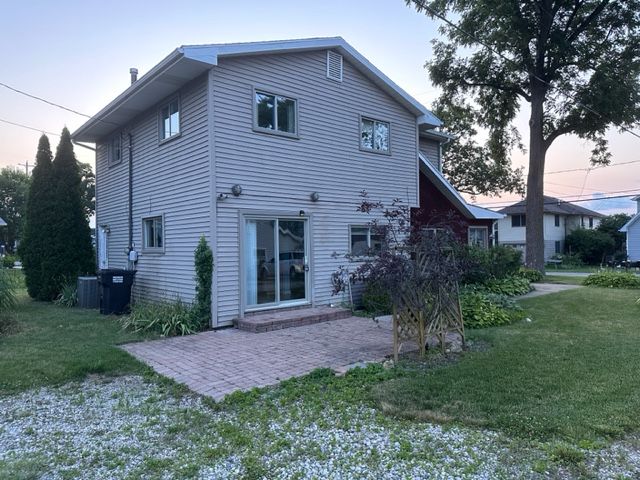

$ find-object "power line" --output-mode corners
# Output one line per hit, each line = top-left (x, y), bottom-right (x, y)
(412, 1), (640, 141)
(545, 160), (640, 175)
(0, 81), (119, 127)
(0, 117), (60, 137)
(476, 191), (639, 208)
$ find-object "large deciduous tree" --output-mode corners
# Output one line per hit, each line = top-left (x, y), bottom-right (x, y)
(20, 135), (55, 299)
(407, 0), (640, 270)
(0, 168), (30, 252)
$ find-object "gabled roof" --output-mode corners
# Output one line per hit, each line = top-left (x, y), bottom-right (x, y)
(620, 212), (640, 232)
(72, 37), (441, 142)
(419, 153), (504, 221)
(498, 195), (604, 217)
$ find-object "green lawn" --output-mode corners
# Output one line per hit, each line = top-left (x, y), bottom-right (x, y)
(0, 289), (149, 395)
(375, 287), (640, 442)
(543, 274), (585, 285)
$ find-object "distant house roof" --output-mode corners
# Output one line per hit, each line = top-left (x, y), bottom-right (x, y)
(620, 214), (640, 232)
(73, 37), (441, 142)
(498, 195), (604, 218)
(419, 154), (504, 221)
(0, 217), (6, 227)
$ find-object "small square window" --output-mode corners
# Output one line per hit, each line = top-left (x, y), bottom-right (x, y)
(360, 117), (390, 153)
(254, 90), (297, 135)
(109, 135), (122, 166)
(350, 226), (384, 257)
(143, 216), (164, 250)
(160, 99), (180, 141)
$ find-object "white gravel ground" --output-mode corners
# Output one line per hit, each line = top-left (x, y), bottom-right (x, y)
(1, 375), (640, 479)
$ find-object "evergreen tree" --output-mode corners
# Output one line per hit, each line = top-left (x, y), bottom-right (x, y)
(45, 128), (95, 299)
(20, 135), (55, 299)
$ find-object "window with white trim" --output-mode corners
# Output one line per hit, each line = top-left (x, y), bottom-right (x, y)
(160, 99), (180, 140)
(360, 117), (390, 153)
(554, 214), (560, 227)
(109, 135), (122, 166)
(468, 227), (488, 249)
(142, 216), (164, 250)
(350, 226), (384, 257)
(255, 90), (297, 135)
(511, 214), (526, 227)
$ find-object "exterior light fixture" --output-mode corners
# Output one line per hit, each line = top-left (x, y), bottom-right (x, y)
(310, 192), (320, 202)
(231, 184), (243, 196)
(299, 210), (305, 217)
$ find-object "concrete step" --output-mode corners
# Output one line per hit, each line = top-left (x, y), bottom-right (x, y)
(235, 306), (352, 333)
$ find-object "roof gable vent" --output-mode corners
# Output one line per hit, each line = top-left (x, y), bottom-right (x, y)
(326, 50), (343, 82)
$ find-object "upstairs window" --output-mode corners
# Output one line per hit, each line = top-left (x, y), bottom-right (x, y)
(511, 214), (526, 227)
(360, 117), (390, 153)
(350, 226), (384, 257)
(160, 99), (180, 141)
(143, 216), (164, 251)
(109, 135), (122, 167)
(554, 214), (560, 227)
(255, 90), (297, 135)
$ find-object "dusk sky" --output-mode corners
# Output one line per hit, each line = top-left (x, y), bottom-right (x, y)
(1, 0), (638, 214)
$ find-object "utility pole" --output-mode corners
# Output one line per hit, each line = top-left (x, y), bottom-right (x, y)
(17, 160), (31, 175)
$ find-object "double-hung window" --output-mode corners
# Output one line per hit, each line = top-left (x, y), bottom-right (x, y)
(360, 117), (390, 153)
(142, 216), (164, 251)
(554, 214), (560, 227)
(160, 99), (180, 141)
(511, 214), (526, 227)
(254, 90), (297, 135)
(109, 135), (122, 167)
(350, 226), (384, 257)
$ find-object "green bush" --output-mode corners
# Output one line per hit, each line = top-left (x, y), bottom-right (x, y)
(193, 236), (214, 330)
(518, 266), (543, 282)
(460, 291), (513, 329)
(470, 275), (532, 296)
(566, 228), (615, 265)
(461, 245), (522, 284)
(1, 254), (17, 269)
(583, 271), (640, 289)
(0, 268), (17, 311)
(54, 283), (78, 307)
(120, 299), (198, 336)
(362, 279), (392, 315)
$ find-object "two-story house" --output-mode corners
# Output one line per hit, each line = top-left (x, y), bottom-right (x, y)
(72, 37), (447, 327)
(496, 195), (604, 261)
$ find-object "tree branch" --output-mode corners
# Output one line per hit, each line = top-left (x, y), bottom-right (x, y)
(458, 79), (531, 101)
(566, 0), (611, 44)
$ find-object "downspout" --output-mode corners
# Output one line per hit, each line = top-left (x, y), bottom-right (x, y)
(127, 133), (134, 264)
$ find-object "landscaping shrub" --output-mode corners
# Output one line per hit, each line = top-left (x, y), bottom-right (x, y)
(362, 279), (392, 315)
(2, 254), (17, 269)
(0, 268), (17, 311)
(461, 245), (522, 284)
(193, 236), (214, 330)
(583, 272), (640, 289)
(483, 276), (532, 296)
(120, 299), (198, 336)
(460, 290), (513, 329)
(54, 283), (78, 307)
(566, 228), (615, 265)
(518, 266), (543, 283)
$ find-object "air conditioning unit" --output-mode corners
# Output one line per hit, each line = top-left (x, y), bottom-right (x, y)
(77, 276), (99, 309)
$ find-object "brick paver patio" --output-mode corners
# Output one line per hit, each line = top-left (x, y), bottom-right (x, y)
(122, 315), (397, 400)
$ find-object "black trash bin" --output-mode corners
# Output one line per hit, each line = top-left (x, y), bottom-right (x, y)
(99, 269), (136, 315)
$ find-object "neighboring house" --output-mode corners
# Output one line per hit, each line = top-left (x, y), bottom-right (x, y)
(619, 195), (640, 262)
(411, 141), (504, 248)
(496, 195), (604, 261)
(72, 37), (444, 327)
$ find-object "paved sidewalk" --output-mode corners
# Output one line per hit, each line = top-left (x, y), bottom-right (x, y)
(122, 315), (397, 400)
(517, 282), (582, 299)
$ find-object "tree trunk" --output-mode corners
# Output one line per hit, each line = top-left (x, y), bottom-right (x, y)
(525, 91), (546, 272)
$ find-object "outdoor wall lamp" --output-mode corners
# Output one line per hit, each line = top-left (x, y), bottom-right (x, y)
(231, 184), (243, 196)
(310, 191), (320, 202)
(299, 210), (305, 217)
(217, 193), (228, 201)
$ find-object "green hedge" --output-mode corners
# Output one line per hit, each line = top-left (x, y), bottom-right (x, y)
(583, 271), (640, 289)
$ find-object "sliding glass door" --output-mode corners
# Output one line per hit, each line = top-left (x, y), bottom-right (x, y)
(245, 217), (308, 309)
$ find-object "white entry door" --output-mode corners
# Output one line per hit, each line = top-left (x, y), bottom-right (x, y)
(244, 217), (309, 310)
(98, 226), (108, 270)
